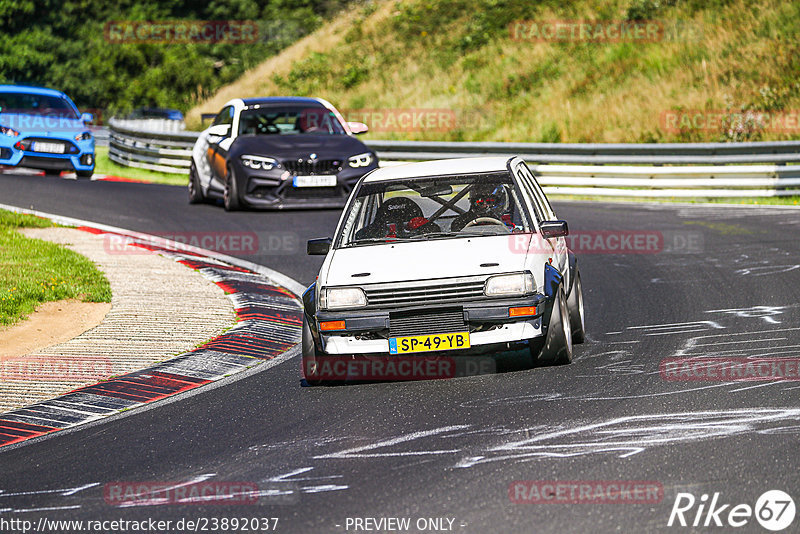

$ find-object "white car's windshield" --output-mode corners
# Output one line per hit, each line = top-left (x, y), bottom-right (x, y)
(238, 106), (347, 136)
(337, 172), (532, 247)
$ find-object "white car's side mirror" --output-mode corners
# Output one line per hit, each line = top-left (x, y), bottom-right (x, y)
(207, 124), (231, 137)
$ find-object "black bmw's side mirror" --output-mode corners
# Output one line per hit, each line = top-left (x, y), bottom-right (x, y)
(540, 220), (569, 239)
(307, 237), (332, 255)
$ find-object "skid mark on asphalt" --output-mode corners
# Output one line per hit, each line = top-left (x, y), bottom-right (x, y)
(452, 408), (800, 467)
(0, 231), (302, 449)
(0, 468), (349, 512)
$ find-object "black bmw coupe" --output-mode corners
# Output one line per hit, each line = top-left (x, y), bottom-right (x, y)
(189, 96), (378, 210)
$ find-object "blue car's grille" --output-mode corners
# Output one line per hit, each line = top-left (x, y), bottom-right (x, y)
(18, 138), (79, 154)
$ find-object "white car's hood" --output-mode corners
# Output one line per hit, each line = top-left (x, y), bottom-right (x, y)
(321, 235), (533, 286)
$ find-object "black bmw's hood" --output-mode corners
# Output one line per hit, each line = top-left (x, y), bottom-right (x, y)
(229, 134), (371, 160)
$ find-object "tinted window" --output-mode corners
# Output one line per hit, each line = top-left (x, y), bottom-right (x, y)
(213, 106), (234, 126)
(0, 92), (78, 118)
(238, 106), (346, 136)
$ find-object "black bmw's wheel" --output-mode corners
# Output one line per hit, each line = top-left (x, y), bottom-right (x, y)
(567, 271), (586, 344)
(534, 285), (573, 366)
(223, 166), (241, 211)
(188, 162), (204, 204)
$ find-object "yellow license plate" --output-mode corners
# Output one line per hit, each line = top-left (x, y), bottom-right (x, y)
(389, 332), (470, 354)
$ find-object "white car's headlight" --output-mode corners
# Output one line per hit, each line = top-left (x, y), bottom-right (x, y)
(348, 152), (373, 168)
(320, 287), (367, 310)
(484, 273), (535, 297)
(241, 155), (279, 170)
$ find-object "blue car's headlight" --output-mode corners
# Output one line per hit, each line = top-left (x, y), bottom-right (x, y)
(348, 152), (373, 168)
(241, 155), (279, 170)
(74, 131), (93, 141)
(1, 125), (20, 137)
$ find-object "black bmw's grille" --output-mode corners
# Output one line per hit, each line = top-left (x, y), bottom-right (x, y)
(282, 159), (341, 175)
(364, 276), (487, 308)
(389, 308), (466, 337)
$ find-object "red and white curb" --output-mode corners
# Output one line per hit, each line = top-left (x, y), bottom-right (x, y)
(0, 205), (305, 449)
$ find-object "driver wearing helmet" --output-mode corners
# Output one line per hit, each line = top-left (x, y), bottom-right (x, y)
(450, 183), (508, 232)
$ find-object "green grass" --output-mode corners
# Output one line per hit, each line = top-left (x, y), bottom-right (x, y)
(0, 210), (112, 326)
(95, 146), (188, 186)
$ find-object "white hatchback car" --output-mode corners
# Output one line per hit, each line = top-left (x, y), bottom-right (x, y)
(301, 156), (584, 384)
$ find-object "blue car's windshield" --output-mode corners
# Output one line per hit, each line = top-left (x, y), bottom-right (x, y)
(0, 92), (78, 119)
(238, 106), (346, 136)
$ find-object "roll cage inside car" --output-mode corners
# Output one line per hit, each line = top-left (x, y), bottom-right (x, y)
(333, 170), (536, 249)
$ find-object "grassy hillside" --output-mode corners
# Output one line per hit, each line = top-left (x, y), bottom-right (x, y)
(187, 0), (800, 143)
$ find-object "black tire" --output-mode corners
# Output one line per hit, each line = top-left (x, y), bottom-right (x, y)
(302, 316), (325, 386)
(567, 271), (586, 344)
(188, 163), (204, 204)
(534, 285), (573, 366)
(76, 169), (93, 179)
(223, 166), (241, 211)
(44, 169), (61, 176)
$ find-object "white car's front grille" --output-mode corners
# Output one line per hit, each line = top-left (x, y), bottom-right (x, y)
(363, 276), (487, 309)
(389, 308), (466, 337)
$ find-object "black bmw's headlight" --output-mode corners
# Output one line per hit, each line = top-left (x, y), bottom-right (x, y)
(348, 152), (373, 168)
(241, 154), (279, 170)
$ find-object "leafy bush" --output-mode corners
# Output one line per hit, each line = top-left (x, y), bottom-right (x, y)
(0, 0), (347, 114)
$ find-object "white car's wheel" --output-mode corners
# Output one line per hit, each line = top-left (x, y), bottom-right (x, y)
(535, 285), (573, 366)
(567, 271), (586, 344)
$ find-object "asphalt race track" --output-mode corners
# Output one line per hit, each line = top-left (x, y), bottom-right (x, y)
(1, 173), (800, 533)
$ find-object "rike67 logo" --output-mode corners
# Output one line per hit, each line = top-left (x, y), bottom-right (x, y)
(668, 490), (796, 531)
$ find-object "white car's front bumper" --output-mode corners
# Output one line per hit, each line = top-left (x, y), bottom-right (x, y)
(321, 319), (542, 355)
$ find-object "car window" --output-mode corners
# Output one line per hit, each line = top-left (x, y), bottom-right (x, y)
(238, 106), (346, 136)
(336, 172), (531, 247)
(0, 92), (78, 119)
(212, 106), (234, 126)
(523, 165), (557, 220)
(514, 165), (546, 224)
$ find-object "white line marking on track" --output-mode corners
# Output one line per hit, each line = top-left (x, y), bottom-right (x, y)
(314, 425), (470, 460)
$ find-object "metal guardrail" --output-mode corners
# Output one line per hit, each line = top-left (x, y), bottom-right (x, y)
(108, 119), (800, 197)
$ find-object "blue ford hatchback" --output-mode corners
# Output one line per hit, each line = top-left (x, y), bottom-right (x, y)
(0, 85), (95, 178)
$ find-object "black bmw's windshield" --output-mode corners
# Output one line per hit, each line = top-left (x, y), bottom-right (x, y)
(337, 172), (532, 248)
(238, 106), (347, 136)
